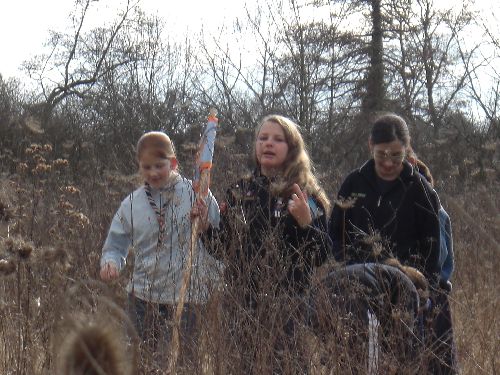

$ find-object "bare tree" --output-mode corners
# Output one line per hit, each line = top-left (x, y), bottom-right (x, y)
(23, 0), (140, 123)
(362, 0), (387, 114)
(459, 5), (500, 132)
(385, 0), (476, 133)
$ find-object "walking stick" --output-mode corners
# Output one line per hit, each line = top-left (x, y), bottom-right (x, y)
(168, 109), (218, 373)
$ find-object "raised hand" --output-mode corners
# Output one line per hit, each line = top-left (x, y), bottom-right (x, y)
(287, 183), (312, 228)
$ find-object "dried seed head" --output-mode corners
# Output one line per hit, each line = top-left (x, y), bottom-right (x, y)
(360, 232), (382, 246)
(0, 259), (16, 276)
(334, 196), (357, 210)
(241, 171), (253, 180)
(391, 309), (402, 320)
(0, 201), (14, 222)
(371, 242), (383, 257)
(53, 159), (69, 168)
(33, 163), (52, 175)
(181, 142), (198, 152)
(17, 163), (29, 174)
(58, 200), (74, 211)
(58, 323), (129, 375)
(3, 237), (15, 253)
(3, 237), (35, 260)
(68, 211), (90, 228)
(62, 186), (81, 195)
(26, 143), (43, 155)
(33, 154), (46, 164)
(18, 243), (34, 259)
(41, 245), (68, 265)
(270, 179), (289, 197)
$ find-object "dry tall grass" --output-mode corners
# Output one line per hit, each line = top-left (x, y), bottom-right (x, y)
(0, 144), (498, 374)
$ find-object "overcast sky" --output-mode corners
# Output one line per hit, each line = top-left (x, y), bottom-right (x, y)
(0, 0), (250, 80)
(0, 0), (496, 82)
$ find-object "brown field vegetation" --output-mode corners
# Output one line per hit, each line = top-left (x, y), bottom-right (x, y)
(2, 0), (499, 370)
(0, 138), (498, 375)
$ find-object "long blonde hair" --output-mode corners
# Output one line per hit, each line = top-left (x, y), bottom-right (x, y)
(253, 114), (330, 212)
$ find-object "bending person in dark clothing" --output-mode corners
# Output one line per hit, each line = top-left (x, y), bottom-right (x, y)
(309, 262), (421, 374)
(328, 113), (456, 373)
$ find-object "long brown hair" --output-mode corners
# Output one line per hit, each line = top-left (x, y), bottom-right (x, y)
(370, 113), (411, 147)
(253, 114), (330, 212)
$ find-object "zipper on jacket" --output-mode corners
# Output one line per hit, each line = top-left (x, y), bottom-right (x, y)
(377, 195), (382, 207)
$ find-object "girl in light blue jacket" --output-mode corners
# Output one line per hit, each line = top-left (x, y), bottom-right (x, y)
(100, 131), (221, 360)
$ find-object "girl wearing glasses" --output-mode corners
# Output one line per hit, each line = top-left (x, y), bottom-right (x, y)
(328, 113), (440, 281)
(326, 113), (443, 371)
(326, 113), (460, 372)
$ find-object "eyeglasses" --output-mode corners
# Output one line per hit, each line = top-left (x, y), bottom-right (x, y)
(373, 150), (405, 163)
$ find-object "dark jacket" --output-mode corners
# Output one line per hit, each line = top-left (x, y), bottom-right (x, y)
(207, 172), (331, 303)
(328, 159), (440, 283)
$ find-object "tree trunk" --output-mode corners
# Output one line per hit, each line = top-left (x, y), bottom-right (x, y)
(362, 0), (386, 116)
